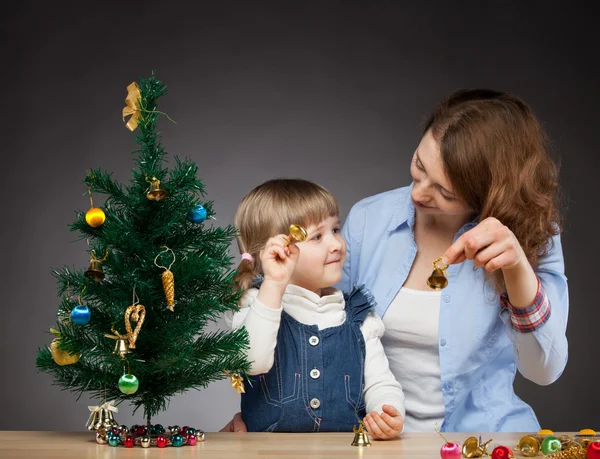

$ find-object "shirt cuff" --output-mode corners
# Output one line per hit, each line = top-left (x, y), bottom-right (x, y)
(500, 277), (551, 333)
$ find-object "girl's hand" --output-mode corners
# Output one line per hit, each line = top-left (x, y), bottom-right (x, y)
(260, 234), (300, 285)
(442, 217), (524, 272)
(363, 404), (403, 440)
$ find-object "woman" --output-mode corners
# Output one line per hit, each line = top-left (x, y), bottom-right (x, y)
(222, 89), (567, 434)
(338, 88), (567, 433)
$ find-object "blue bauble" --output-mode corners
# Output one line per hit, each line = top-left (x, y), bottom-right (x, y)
(171, 433), (184, 447)
(71, 305), (91, 325)
(186, 205), (207, 224)
(108, 433), (121, 447)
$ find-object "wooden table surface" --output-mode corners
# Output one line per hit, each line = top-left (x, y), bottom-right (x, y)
(0, 431), (578, 458)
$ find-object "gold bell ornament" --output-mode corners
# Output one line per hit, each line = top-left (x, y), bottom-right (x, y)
(85, 189), (106, 228)
(85, 249), (108, 282)
(286, 224), (307, 245)
(145, 176), (167, 201)
(155, 246), (176, 311)
(427, 256), (449, 290)
(516, 435), (541, 457)
(49, 328), (80, 366)
(104, 326), (132, 359)
(223, 370), (245, 394)
(462, 436), (493, 458)
(351, 420), (371, 447)
(86, 401), (119, 431)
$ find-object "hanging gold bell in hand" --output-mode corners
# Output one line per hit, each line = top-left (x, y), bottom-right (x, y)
(427, 257), (449, 290)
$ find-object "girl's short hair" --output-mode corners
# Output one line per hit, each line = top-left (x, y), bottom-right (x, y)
(233, 179), (339, 291)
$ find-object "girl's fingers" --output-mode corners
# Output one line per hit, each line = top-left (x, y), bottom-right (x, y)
(370, 411), (395, 437)
(364, 413), (385, 439)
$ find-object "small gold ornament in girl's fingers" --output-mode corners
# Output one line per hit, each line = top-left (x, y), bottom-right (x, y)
(287, 224), (307, 244)
(427, 257), (449, 290)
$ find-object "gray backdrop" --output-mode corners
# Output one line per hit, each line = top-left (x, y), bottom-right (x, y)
(2, 1), (598, 432)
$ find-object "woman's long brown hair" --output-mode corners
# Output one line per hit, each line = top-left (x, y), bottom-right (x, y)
(424, 89), (562, 292)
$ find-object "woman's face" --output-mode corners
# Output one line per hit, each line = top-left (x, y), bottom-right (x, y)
(410, 131), (474, 218)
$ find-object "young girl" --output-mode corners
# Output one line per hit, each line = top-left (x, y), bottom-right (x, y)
(227, 178), (405, 438)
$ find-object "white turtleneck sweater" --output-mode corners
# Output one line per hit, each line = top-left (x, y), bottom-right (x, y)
(226, 284), (405, 418)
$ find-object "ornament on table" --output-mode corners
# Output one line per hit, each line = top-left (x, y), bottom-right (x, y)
(588, 442), (600, 459)
(516, 435), (540, 457)
(286, 224), (308, 245)
(85, 189), (106, 228)
(124, 287), (146, 349)
(85, 249), (108, 282)
(545, 444), (589, 459)
(427, 256), (449, 290)
(223, 370), (245, 394)
(575, 429), (599, 448)
(86, 400), (119, 431)
(154, 246), (176, 311)
(187, 204), (207, 224)
(435, 424), (461, 459)
(145, 175), (167, 201)
(462, 436), (493, 458)
(351, 420), (371, 447)
(49, 328), (80, 365)
(491, 445), (514, 459)
(104, 325), (132, 359)
(71, 287), (91, 325)
(541, 436), (563, 455)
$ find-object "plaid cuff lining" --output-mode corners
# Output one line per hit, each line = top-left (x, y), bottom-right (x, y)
(500, 278), (551, 333)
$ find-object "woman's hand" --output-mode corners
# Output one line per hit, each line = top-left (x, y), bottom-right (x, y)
(363, 404), (403, 440)
(442, 217), (524, 272)
(260, 235), (300, 285)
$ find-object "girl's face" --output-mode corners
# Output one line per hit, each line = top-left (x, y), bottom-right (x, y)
(289, 215), (346, 294)
(410, 131), (474, 218)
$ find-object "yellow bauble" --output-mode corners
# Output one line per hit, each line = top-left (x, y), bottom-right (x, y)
(85, 207), (106, 227)
(538, 429), (554, 435)
(50, 339), (80, 366)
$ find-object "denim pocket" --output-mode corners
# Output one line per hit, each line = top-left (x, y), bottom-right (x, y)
(259, 372), (301, 407)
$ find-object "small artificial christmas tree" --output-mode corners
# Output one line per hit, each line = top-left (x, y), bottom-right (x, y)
(36, 74), (250, 445)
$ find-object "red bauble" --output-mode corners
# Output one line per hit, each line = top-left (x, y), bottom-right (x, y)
(134, 426), (147, 436)
(156, 435), (167, 448)
(123, 435), (135, 448)
(491, 445), (513, 459)
(440, 441), (462, 459)
(588, 441), (600, 459)
(181, 425), (190, 434)
(110, 427), (120, 436)
(187, 434), (197, 446)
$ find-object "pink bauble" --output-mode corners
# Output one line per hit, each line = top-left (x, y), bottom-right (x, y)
(187, 434), (197, 446)
(440, 441), (462, 459)
(588, 441), (600, 459)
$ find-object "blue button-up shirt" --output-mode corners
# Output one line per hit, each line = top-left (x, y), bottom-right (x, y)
(336, 185), (569, 432)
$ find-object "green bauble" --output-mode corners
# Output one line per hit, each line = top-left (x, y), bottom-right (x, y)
(118, 374), (139, 395)
(171, 433), (184, 447)
(108, 434), (121, 447)
(540, 436), (561, 455)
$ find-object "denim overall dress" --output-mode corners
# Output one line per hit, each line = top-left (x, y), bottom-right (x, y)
(241, 286), (373, 432)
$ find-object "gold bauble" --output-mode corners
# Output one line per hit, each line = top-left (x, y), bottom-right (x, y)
(50, 339), (80, 366)
(85, 207), (106, 228)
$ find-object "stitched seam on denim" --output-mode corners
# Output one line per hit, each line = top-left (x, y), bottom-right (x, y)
(259, 375), (280, 407)
(280, 374), (301, 404)
(345, 374), (357, 409)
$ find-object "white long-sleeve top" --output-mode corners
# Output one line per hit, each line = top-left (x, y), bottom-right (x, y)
(226, 284), (405, 418)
